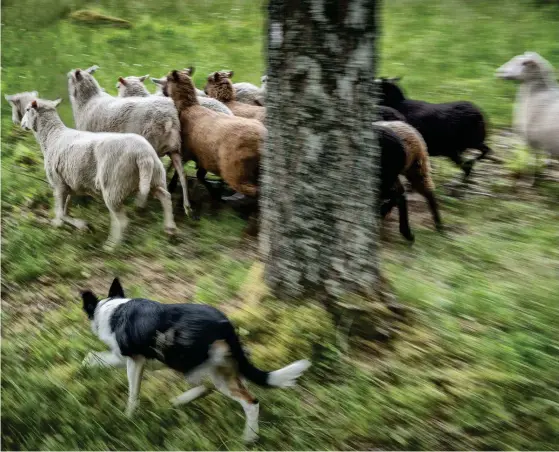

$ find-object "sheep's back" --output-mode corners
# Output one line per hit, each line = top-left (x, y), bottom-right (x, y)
(77, 96), (180, 154)
(399, 99), (487, 155)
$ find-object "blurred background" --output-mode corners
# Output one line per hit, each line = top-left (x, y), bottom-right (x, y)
(2, 0), (559, 450)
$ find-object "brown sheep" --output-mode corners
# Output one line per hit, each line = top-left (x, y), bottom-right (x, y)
(374, 120), (442, 231)
(164, 68), (265, 199)
(204, 71), (266, 123)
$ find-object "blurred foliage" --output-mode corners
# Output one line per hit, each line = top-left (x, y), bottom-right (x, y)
(2, 0), (559, 450)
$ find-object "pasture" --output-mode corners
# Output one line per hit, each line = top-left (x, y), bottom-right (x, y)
(2, 0), (559, 449)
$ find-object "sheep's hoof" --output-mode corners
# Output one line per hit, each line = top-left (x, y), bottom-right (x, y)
(51, 218), (64, 228)
(103, 242), (117, 252)
(165, 224), (178, 235)
(73, 219), (89, 231)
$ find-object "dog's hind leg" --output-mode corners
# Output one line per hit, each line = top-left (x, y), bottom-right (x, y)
(82, 351), (126, 368)
(125, 356), (146, 417)
(210, 366), (260, 443)
(171, 385), (210, 406)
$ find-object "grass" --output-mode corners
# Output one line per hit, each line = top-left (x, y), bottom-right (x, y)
(2, 0), (559, 450)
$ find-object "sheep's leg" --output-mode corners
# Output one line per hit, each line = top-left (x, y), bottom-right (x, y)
(392, 181), (414, 242)
(104, 205), (128, 251)
(474, 143), (495, 162)
(170, 153), (192, 217)
(197, 167), (221, 210)
(153, 187), (177, 235)
(52, 185), (88, 230)
(413, 185), (443, 232)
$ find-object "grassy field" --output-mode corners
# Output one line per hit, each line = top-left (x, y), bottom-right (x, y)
(2, 0), (559, 450)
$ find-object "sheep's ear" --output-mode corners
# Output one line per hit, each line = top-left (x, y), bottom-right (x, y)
(139, 74), (149, 82)
(226, 70), (234, 79)
(31, 100), (38, 109)
(53, 98), (62, 107)
(151, 77), (163, 85)
(184, 66), (195, 76)
(108, 277), (125, 298)
(172, 70), (180, 81)
(213, 72), (220, 82)
(75, 69), (82, 81)
(81, 290), (99, 319)
(86, 65), (99, 74)
(118, 76), (127, 86)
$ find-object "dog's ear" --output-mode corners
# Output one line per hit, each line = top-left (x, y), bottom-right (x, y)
(81, 290), (99, 319)
(108, 277), (125, 298)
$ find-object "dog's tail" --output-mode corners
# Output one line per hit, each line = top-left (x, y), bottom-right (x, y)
(219, 320), (311, 387)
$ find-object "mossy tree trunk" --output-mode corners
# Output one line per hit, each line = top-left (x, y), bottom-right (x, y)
(261, 0), (381, 302)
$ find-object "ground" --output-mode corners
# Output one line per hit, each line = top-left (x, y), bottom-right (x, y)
(2, 0), (559, 450)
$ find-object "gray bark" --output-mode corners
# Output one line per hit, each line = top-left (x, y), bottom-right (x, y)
(261, 0), (380, 301)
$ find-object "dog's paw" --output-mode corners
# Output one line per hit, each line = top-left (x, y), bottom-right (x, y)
(243, 429), (259, 444)
(82, 352), (98, 367)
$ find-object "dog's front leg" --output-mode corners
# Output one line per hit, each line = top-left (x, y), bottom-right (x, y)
(82, 351), (126, 368)
(125, 356), (146, 417)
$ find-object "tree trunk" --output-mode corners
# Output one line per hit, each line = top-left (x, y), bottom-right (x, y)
(261, 0), (381, 302)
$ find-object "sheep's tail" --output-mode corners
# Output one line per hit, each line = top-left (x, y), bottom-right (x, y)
(417, 152), (435, 191)
(218, 320), (311, 387)
(136, 154), (155, 208)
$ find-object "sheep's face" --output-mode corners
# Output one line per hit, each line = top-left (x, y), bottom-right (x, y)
(67, 65), (101, 100)
(21, 98), (62, 132)
(204, 71), (235, 102)
(376, 78), (406, 107)
(5, 91), (38, 125)
(165, 69), (198, 107)
(496, 52), (553, 82)
(151, 76), (167, 95)
(116, 75), (150, 97)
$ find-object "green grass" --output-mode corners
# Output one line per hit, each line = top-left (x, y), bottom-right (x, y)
(2, 0), (559, 450)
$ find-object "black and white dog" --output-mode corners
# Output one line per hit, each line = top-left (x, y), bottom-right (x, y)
(81, 278), (311, 443)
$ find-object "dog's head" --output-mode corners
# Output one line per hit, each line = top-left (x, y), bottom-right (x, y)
(80, 277), (125, 319)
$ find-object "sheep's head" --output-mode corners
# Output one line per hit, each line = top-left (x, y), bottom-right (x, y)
(165, 68), (198, 107)
(116, 75), (150, 97)
(375, 77), (406, 107)
(21, 98), (62, 132)
(5, 91), (39, 125)
(204, 70), (235, 102)
(67, 65), (102, 101)
(496, 52), (555, 83)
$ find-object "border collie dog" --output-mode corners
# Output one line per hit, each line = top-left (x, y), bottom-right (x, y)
(80, 278), (311, 443)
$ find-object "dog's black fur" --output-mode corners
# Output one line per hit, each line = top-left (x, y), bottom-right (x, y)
(82, 278), (270, 385)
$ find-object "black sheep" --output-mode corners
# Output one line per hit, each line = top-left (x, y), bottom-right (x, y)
(375, 125), (414, 242)
(376, 78), (493, 179)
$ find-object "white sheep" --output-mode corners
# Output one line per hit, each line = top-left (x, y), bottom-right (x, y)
(5, 91), (39, 124)
(67, 65), (192, 216)
(233, 75), (267, 106)
(20, 98), (177, 250)
(119, 73), (233, 116)
(496, 52), (559, 171)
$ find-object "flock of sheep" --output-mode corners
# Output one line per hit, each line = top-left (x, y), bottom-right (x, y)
(4, 51), (558, 249)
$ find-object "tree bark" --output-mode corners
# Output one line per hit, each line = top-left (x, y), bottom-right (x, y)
(261, 0), (380, 301)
